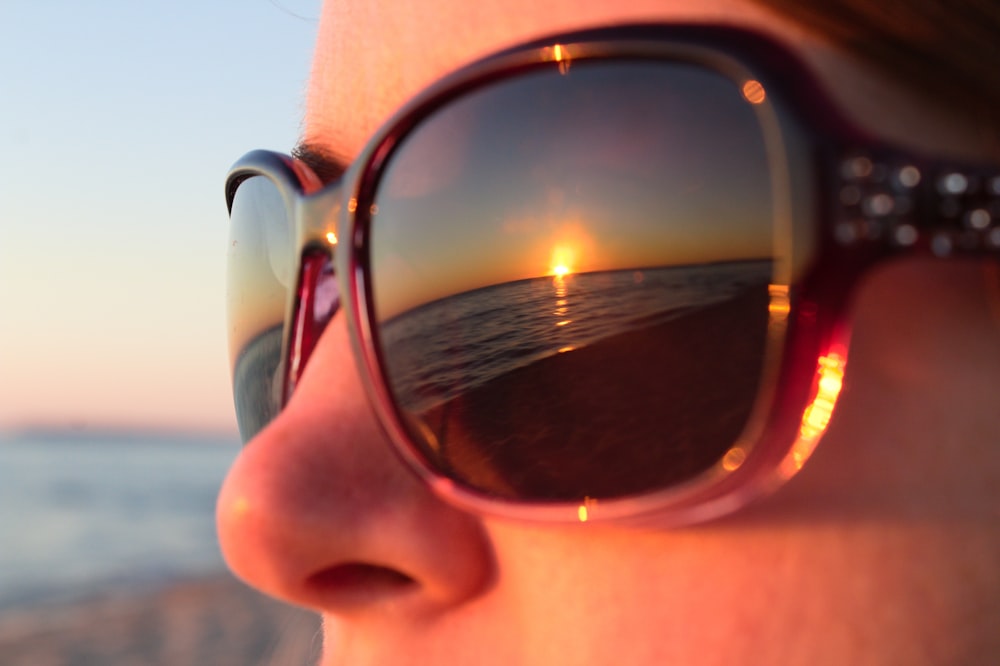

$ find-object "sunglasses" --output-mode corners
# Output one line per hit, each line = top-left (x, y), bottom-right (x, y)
(225, 24), (1000, 524)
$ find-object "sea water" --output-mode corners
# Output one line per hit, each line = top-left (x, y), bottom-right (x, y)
(381, 260), (772, 412)
(0, 431), (240, 609)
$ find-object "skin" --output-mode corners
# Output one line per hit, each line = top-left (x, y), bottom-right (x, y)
(217, 1), (1000, 664)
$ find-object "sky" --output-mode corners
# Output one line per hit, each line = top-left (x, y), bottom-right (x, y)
(371, 63), (773, 318)
(0, 0), (320, 435)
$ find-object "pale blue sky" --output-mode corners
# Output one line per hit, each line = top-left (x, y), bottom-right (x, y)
(0, 0), (320, 434)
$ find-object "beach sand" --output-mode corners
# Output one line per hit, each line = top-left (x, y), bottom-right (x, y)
(0, 574), (322, 666)
(416, 285), (771, 500)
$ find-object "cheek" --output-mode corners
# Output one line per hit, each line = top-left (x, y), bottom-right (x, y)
(789, 259), (1000, 522)
(475, 523), (771, 663)
(478, 516), (998, 665)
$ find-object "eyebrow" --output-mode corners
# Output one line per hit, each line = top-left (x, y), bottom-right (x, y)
(292, 141), (349, 184)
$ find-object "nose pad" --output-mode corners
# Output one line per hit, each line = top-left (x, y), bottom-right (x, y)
(285, 248), (339, 401)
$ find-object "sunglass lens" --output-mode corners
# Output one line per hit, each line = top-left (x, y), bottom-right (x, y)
(369, 61), (781, 502)
(227, 175), (294, 442)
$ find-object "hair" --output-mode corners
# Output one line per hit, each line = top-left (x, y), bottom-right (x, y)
(752, 0), (1000, 126)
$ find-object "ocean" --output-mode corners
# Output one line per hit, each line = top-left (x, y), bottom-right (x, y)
(381, 260), (772, 413)
(0, 431), (240, 610)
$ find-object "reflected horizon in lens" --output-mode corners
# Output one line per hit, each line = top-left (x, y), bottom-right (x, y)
(381, 261), (771, 414)
(368, 59), (779, 500)
(371, 61), (774, 320)
(379, 261), (773, 500)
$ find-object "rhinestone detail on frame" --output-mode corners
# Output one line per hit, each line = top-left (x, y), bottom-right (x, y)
(835, 154), (1000, 255)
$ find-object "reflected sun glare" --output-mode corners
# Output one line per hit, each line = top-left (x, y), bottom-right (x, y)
(549, 244), (575, 277)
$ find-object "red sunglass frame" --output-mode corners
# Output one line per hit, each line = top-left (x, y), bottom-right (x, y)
(226, 24), (1000, 525)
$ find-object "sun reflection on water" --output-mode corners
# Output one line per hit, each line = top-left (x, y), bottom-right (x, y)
(553, 274), (570, 327)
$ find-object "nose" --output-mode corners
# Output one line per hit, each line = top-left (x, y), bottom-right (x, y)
(217, 315), (494, 617)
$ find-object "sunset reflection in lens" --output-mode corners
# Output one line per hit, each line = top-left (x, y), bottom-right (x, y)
(370, 60), (778, 500)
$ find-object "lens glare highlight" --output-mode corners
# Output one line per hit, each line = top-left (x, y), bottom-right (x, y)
(741, 79), (766, 105)
(780, 351), (847, 478)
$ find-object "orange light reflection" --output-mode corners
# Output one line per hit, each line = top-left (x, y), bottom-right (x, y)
(781, 352), (846, 478)
(577, 497), (595, 522)
(721, 446), (747, 472)
(742, 80), (767, 105)
(552, 43), (571, 75)
(768, 284), (790, 319)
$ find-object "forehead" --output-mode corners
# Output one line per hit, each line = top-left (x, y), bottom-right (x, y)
(304, 0), (989, 163)
(304, 0), (791, 160)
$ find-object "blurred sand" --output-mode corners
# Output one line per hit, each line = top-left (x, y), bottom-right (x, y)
(420, 285), (770, 499)
(0, 575), (322, 666)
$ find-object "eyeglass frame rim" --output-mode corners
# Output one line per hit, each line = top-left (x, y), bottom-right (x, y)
(226, 22), (1000, 526)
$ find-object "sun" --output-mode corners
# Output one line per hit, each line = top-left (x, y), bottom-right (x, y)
(549, 245), (575, 277)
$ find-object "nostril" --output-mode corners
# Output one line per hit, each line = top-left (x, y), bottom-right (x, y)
(306, 563), (417, 610)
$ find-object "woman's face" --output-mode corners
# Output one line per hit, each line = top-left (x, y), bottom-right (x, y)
(217, 1), (1000, 664)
